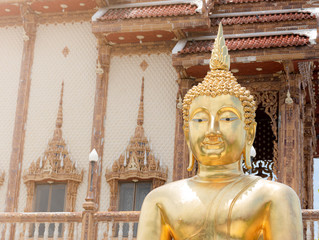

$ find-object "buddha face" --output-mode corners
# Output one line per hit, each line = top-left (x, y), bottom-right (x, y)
(185, 95), (255, 166)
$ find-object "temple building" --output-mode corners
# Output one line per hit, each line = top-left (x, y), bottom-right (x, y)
(0, 0), (318, 239)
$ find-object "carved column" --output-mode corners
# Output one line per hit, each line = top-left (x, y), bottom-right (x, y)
(299, 62), (315, 209)
(81, 201), (97, 240)
(173, 77), (195, 181)
(88, 38), (111, 207)
(82, 37), (111, 240)
(4, 6), (37, 240)
(303, 104), (314, 209)
(5, 6), (37, 213)
(278, 74), (304, 200)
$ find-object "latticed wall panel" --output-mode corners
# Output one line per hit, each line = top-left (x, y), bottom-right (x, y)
(101, 54), (178, 211)
(18, 22), (97, 212)
(0, 26), (23, 211)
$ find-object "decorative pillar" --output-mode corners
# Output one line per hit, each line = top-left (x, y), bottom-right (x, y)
(278, 74), (304, 200)
(5, 5), (37, 213)
(298, 61), (315, 209)
(81, 37), (111, 240)
(4, 5), (37, 239)
(173, 76), (195, 181)
(303, 104), (314, 209)
(89, 38), (111, 207)
(81, 200), (97, 240)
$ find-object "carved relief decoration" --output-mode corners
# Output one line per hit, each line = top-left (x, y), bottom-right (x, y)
(106, 78), (168, 211)
(23, 82), (83, 212)
(111, 41), (174, 56)
(298, 61), (313, 90)
(298, 62), (315, 208)
(244, 86), (279, 180)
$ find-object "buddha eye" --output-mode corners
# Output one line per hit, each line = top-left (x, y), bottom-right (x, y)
(220, 117), (238, 122)
(192, 118), (208, 123)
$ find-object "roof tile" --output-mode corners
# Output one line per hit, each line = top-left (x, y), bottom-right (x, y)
(178, 34), (309, 54)
(211, 12), (315, 25)
(99, 3), (198, 21)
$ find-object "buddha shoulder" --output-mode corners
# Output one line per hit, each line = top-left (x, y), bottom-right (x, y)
(254, 179), (300, 201)
(143, 179), (191, 204)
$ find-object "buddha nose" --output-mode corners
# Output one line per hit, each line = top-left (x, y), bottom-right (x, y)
(208, 116), (220, 135)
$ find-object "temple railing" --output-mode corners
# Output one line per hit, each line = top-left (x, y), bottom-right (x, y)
(0, 212), (82, 239)
(303, 209), (319, 240)
(95, 211), (139, 240)
(0, 210), (317, 239)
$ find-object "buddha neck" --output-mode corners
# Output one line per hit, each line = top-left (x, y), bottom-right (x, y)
(194, 161), (243, 183)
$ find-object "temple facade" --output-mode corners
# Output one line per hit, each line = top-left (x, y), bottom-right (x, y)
(0, 0), (318, 239)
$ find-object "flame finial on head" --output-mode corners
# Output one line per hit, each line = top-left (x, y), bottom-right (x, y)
(210, 23), (230, 71)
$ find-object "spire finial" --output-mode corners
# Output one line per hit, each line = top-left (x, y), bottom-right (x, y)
(137, 77), (144, 126)
(56, 81), (64, 129)
(210, 23), (230, 71)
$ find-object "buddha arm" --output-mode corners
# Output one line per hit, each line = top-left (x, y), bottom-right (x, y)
(266, 186), (303, 240)
(137, 192), (172, 240)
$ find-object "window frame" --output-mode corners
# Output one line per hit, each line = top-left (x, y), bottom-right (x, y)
(117, 181), (152, 212)
(33, 183), (67, 213)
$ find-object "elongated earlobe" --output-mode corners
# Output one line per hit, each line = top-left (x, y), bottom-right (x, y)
(243, 146), (252, 169)
(244, 123), (256, 170)
(187, 151), (195, 171)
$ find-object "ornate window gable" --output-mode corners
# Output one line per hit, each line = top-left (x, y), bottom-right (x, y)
(106, 78), (168, 211)
(23, 82), (83, 212)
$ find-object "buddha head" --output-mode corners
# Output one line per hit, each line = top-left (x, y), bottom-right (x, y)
(182, 24), (257, 171)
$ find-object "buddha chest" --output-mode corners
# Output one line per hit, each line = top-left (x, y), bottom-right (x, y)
(160, 175), (269, 240)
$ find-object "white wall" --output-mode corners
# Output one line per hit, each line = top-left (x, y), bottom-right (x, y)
(18, 22), (97, 212)
(100, 53), (178, 211)
(0, 26), (23, 211)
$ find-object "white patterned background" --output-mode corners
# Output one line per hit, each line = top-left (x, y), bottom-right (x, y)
(100, 53), (178, 211)
(0, 26), (23, 211)
(18, 22), (97, 212)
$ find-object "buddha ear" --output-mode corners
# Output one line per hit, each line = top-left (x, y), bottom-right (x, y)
(246, 122), (257, 146)
(183, 126), (194, 171)
(244, 122), (257, 169)
(183, 126), (190, 148)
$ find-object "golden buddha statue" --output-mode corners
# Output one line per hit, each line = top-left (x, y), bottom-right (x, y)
(137, 24), (303, 240)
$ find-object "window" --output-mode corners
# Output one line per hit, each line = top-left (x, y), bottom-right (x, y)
(118, 182), (152, 237)
(34, 184), (66, 237)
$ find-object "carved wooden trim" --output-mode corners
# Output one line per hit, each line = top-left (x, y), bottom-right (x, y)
(5, 7), (37, 213)
(244, 86), (279, 177)
(37, 11), (94, 25)
(240, 79), (281, 91)
(0, 10), (94, 28)
(111, 41), (174, 56)
(299, 62), (315, 209)
(88, 41), (112, 209)
(173, 77), (196, 181)
(277, 74), (304, 200)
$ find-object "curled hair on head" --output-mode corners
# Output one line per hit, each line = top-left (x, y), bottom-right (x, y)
(182, 23), (256, 132)
(182, 70), (256, 131)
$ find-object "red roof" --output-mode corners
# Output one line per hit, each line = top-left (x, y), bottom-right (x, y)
(178, 34), (309, 54)
(212, 12), (315, 25)
(99, 3), (198, 21)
